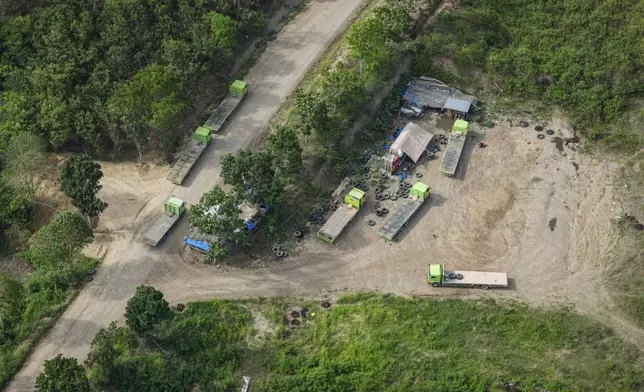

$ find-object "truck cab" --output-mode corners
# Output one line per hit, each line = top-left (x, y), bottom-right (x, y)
(410, 182), (430, 201)
(345, 188), (366, 209)
(191, 127), (213, 144)
(229, 80), (248, 97)
(165, 197), (186, 217)
(427, 264), (443, 287)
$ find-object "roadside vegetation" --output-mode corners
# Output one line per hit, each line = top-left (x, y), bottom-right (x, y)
(37, 289), (643, 391)
(0, 0), (278, 157)
(410, 0), (644, 327)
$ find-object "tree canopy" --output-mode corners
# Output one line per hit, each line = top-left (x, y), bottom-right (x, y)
(188, 185), (247, 248)
(125, 285), (172, 336)
(0, 275), (24, 343)
(59, 155), (107, 219)
(0, 0), (274, 155)
(35, 354), (90, 392)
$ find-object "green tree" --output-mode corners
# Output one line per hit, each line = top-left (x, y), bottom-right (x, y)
(293, 89), (330, 138)
(0, 274), (24, 342)
(85, 321), (135, 387)
(206, 242), (230, 264)
(1, 132), (49, 199)
(125, 285), (172, 336)
(207, 11), (238, 53)
(35, 354), (90, 392)
(25, 211), (94, 269)
(107, 64), (185, 159)
(221, 150), (281, 206)
(188, 185), (247, 247)
(267, 125), (303, 181)
(59, 155), (107, 219)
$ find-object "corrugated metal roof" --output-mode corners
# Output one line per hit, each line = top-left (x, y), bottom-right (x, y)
(443, 97), (472, 113)
(389, 123), (434, 163)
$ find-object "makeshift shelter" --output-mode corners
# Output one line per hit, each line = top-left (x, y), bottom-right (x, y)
(443, 97), (472, 117)
(402, 77), (477, 116)
(389, 122), (434, 164)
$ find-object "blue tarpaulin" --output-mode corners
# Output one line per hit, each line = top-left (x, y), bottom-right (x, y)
(184, 237), (210, 253)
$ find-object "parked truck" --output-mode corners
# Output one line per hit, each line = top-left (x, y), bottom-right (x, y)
(167, 127), (213, 185)
(439, 119), (469, 176)
(202, 80), (248, 133)
(143, 197), (186, 246)
(167, 80), (248, 185)
(427, 264), (508, 290)
(378, 182), (430, 241)
(317, 188), (366, 244)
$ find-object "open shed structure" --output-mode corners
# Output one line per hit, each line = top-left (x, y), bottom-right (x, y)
(402, 77), (476, 117)
(390, 122), (434, 163)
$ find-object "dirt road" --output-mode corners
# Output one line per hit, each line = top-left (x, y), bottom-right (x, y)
(6, 1), (363, 390)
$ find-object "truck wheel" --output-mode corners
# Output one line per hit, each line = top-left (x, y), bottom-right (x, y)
(481, 284), (489, 290)
(456, 273), (464, 280)
(431, 283), (440, 287)
(448, 272), (457, 279)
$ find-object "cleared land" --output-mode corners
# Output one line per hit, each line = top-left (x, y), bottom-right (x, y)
(6, 1), (363, 390)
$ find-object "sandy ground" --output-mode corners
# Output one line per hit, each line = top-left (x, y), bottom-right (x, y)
(6, 1), (363, 390)
(149, 113), (644, 351)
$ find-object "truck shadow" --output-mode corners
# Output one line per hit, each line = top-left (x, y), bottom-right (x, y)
(454, 130), (484, 181)
(391, 192), (447, 243)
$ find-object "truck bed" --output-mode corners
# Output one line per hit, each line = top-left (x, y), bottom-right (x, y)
(317, 205), (359, 243)
(439, 133), (467, 176)
(443, 269), (508, 288)
(143, 214), (180, 246)
(203, 94), (244, 133)
(167, 140), (207, 185)
(378, 199), (423, 241)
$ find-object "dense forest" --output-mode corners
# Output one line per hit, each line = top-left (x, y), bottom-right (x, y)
(0, 0), (274, 155)
(413, 0), (644, 145)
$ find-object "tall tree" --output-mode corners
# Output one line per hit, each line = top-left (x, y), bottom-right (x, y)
(59, 155), (108, 219)
(0, 274), (24, 342)
(125, 285), (172, 336)
(293, 89), (330, 139)
(25, 211), (94, 269)
(1, 132), (49, 199)
(221, 150), (281, 206)
(35, 354), (90, 392)
(188, 185), (247, 247)
(267, 125), (303, 180)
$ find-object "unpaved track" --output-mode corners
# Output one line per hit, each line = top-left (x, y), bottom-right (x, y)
(6, 1), (363, 390)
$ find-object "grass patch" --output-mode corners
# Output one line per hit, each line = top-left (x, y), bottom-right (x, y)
(83, 293), (644, 391)
(0, 257), (97, 388)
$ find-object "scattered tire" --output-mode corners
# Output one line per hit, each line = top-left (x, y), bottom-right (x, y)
(330, 204), (338, 211)
(409, 163), (415, 169)
(520, 120), (529, 127)
(291, 319), (301, 326)
(448, 272), (457, 279)
(316, 206), (324, 213)
(176, 303), (185, 312)
(456, 273), (464, 280)
(537, 134), (545, 139)
(291, 310), (300, 318)
(416, 173), (423, 178)
(376, 209), (383, 217)
(367, 220), (376, 226)
(362, 185), (370, 192)
(381, 208), (389, 215)
(382, 193), (389, 200)
(374, 194), (381, 200)
(374, 187), (381, 194)
(88, 268), (97, 275)
(321, 301), (331, 308)
(350, 169), (357, 176)
(292, 230), (302, 238)
(534, 125), (544, 132)
(86, 275), (93, 282)
(427, 151), (434, 158)
(405, 183), (412, 189)
(350, 181), (358, 187)
(276, 251), (285, 257)
(402, 193), (409, 198)
(301, 307), (309, 318)
(546, 129), (555, 135)
(391, 195), (398, 201)
(634, 223), (644, 231)
(272, 245), (281, 252)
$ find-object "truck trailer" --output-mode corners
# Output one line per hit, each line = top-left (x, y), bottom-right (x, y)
(439, 119), (469, 176)
(427, 264), (508, 290)
(202, 80), (248, 133)
(378, 182), (430, 241)
(317, 188), (366, 244)
(142, 197), (186, 246)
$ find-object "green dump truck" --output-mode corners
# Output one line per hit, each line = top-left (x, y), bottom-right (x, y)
(317, 188), (366, 244)
(143, 197), (186, 246)
(378, 182), (430, 241)
(439, 119), (469, 176)
(202, 80), (248, 133)
(427, 264), (508, 290)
